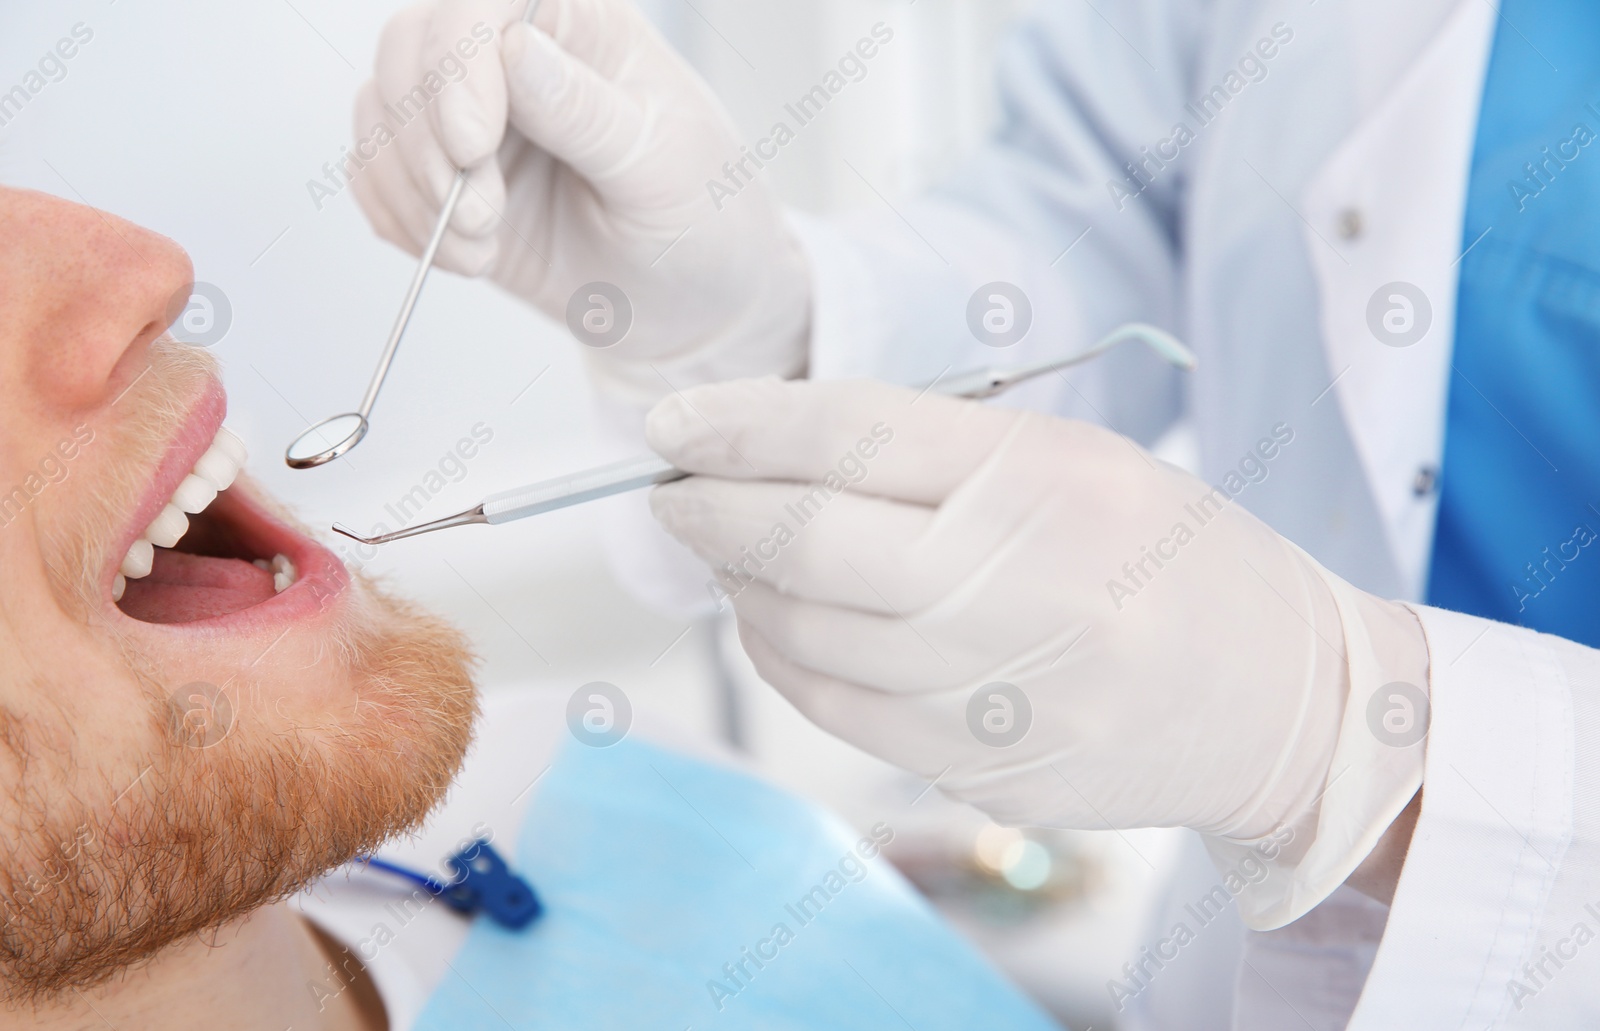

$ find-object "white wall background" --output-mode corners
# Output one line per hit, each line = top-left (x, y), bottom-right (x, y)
(0, 3), (1173, 1026)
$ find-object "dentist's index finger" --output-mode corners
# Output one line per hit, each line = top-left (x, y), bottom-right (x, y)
(644, 378), (1020, 506)
(369, 5), (503, 241)
(423, 0), (515, 169)
(499, 20), (648, 184)
(525, 0), (656, 80)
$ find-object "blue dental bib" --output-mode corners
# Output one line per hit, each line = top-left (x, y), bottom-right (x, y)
(413, 737), (1061, 1030)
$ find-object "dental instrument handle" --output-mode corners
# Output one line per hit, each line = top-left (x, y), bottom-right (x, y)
(472, 327), (1174, 521)
(482, 454), (687, 525)
(331, 320), (1196, 546)
(327, 375), (1062, 546)
(333, 456), (684, 546)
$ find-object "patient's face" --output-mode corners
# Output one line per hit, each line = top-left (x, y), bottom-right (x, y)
(0, 186), (476, 1000)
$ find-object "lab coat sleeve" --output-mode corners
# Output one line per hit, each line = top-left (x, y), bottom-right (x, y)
(1233, 604), (1598, 1029)
(795, 0), (1204, 445)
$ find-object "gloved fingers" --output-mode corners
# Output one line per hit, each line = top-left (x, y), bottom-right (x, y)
(351, 81), (506, 275)
(349, 83), (415, 253)
(653, 474), (1030, 616)
(420, 0), (513, 169)
(531, 0), (652, 81)
(732, 581), (993, 695)
(372, 4), (505, 250)
(645, 378), (1021, 506)
(740, 619), (1136, 832)
(373, 5), (458, 208)
(432, 163), (510, 275)
(736, 618), (968, 779)
(500, 21), (651, 186)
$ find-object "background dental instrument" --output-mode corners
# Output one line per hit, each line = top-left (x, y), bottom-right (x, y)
(285, 0), (544, 471)
(331, 323), (1195, 547)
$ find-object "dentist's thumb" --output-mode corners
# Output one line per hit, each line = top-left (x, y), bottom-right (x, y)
(500, 21), (650, 184)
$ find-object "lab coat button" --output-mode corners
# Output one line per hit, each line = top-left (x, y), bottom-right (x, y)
(1337, 208), (1364, 241)
(1412, 465), (1438, 497)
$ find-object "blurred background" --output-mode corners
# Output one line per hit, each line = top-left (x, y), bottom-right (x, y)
(0, 3), (1189, 1025)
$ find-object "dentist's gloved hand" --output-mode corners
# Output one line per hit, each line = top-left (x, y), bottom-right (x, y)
(645, 378), (1431, 929)
(351, 0), (810, 405)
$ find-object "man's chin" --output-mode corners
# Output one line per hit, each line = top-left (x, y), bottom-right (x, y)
(0, 575), (477, 1003)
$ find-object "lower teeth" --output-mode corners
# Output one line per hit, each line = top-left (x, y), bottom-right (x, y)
(269, 553), (296, 594)
(113, 554), (296, 604)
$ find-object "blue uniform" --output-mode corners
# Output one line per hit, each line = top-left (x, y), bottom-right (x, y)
(1430, 0), (1600, 645)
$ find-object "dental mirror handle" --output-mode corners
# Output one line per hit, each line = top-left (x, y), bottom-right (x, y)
(358, 172), (467, 421)
(480, 322), (1188, 521)
(334, 456), (684, 546)
(354, 0), (544, 423)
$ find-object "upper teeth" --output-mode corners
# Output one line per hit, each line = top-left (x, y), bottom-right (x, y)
(115, 426), (251, 597)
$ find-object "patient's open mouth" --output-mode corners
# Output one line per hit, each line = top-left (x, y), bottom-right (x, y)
(114, 416), (346, 626)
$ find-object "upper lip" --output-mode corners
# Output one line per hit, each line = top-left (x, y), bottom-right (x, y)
(108, 378), (228, 587)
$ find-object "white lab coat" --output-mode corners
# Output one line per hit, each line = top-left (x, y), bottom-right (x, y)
(607, 0), (1599, 1025)
(764, 0), (1600, 1027)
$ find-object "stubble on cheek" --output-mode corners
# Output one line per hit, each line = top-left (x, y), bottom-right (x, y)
(0, 573), (478, 1002)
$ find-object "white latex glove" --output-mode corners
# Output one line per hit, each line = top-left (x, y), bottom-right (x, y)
(351, 0), (810, 405)
(644, 378), (1431, 929)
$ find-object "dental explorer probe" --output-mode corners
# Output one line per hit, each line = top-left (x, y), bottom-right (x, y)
(332, 323), (1196, 547)
(286, 0), (544, 471)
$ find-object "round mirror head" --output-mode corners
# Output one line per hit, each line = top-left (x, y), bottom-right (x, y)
(285, 413), (369, 469)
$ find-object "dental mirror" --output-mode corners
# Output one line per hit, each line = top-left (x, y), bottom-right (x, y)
(286, 413), (369, 469)
(283, 170), (465, 470)
(285, 0), (544, 471)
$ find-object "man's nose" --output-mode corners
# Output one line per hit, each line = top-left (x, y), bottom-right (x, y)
(0, 187), (195, 411)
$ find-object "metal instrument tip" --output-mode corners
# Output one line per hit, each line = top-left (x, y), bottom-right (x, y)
(332, 523), (378, 545)
(331, 505), (490, 547)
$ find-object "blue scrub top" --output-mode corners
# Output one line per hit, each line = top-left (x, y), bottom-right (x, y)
(1429, 0), (1600, 645)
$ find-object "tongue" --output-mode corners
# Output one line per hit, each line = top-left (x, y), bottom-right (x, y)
(118, 549), (279, 624)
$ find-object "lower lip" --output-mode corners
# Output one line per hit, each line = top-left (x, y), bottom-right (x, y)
(113, 486), (351, 633)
